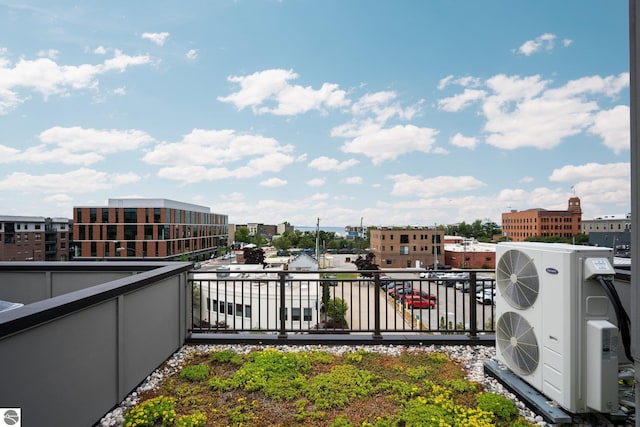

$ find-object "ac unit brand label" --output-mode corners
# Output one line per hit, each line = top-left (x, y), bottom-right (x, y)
(545, 267), (559, 275)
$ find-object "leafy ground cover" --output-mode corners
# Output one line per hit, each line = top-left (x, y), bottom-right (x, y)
(124, 347), (535, 427)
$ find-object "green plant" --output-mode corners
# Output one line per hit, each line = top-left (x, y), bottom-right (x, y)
(175, 411), (207, 427)
(124, 396), (177, 427)
(476, 392), (519, 420)
(327, 297), (349, 326)
(179, 363), (210, 382)
(210, 349), (243, 364)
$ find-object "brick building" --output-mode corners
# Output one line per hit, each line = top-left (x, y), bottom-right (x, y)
(369, 227), (445, 269)
(72, 198), (228, 260)
(501, 196), (583, 242)
(0, 216), (72, 261)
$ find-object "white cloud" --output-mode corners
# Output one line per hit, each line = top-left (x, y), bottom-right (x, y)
(11, 126), (154, 165)
(548, 162), (630, 182)
(0, 168), (140, 193)
(0, 50), (152, 114)
(308, 156), (359, 171)
(563, 39), (573, 47)
(519, 176), (534, 183)
(260, 177), (287, 187)
(437, 75), (480, 90)
(387, 174), (486, 197)
(37, 49), (58, 59)
(217, 68), (349, 115)
(113, 87), (126, 95)
(437, 88), (486, 112)
(93, 46), (107, 55)
(145, 128), (295, 182)
(587, 105), (630, 154)
(342, 176), (363, 184)
(449, 133), (478, 149)
(142, 32), (170, 46)
(306, 178), (326, 187)
(472, 73), (629, 150)
(340, 124), (439, 164)
(518, 33), (556, 56)
(186, 49), (198, 60)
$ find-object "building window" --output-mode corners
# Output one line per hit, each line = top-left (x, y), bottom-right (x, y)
(303, 307), (312, 321)
(227, 302), (233, 315)
(400, 246), (409, 255)
(244, 305), (252, 318)
(124, 208), (137, 223)
(400, 234), (409, 243)
(90, 208), (97, 223)
(35, 233), (41, 240)
(211, 299), (217, 312)
(292, 307), (301, 321)
(235, 304), (242, 317)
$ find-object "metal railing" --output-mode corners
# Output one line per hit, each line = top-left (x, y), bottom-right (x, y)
(189, 269), (496, 339)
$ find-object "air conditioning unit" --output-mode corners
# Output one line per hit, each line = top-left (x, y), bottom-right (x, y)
(495, 242), (620, 414)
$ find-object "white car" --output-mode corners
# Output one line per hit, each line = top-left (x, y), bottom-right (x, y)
(475, 288), (496, 305)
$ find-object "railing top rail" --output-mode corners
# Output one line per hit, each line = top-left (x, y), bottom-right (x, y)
(0, 262), (193, 338)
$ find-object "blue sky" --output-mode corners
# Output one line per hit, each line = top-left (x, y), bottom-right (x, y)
(0, 1), (630, 228)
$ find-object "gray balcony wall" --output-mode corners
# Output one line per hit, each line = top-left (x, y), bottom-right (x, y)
(0, 262), (192, 427)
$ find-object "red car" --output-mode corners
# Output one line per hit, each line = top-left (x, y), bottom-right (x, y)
(403, 295), (436, 309)
(395, 288), (437, 302)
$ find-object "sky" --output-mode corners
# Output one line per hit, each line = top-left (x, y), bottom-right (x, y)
(0, 1), (631, 228)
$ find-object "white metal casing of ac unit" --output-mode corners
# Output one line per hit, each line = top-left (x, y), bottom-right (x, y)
(495, 242), (618, 413)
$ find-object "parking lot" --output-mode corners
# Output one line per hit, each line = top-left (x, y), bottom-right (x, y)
(378, 271), (496, 332)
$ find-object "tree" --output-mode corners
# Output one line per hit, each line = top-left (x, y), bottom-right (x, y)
(243, 247), (266, 265)
(234, 226), (251, 244)
(353, 252), (379, 277)
(326, 297), (348, 328)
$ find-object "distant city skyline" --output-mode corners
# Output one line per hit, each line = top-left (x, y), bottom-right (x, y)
(0, 1), (630, 227)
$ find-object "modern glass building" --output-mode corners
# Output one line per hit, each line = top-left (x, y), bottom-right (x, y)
(72, 198), (228, 260)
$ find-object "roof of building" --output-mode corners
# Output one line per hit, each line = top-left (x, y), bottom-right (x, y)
(106, 198), (212, 213)
(444, 241), (497, 253)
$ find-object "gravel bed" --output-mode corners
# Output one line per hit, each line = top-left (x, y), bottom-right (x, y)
(97, 344), (634, 427)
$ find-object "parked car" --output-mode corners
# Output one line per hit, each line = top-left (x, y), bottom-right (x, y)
(419, 271), (438, 279)
(438, 272), (467, 286)
(396, 288), (437, 302)
(388, 286), (413, 298)
(381, 280), (411, 291)
(461, 281), (494, 293)
(403, 296), (436, 309)
(476, 288), (496, 305)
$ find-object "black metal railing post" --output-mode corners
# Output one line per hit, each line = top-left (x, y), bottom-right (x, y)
(373, 271), (382, 339)
(278, 271), (287, 339)
(468, 271), (478, 337)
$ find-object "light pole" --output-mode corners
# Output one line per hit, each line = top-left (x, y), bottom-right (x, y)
(116, 246), (145, 259)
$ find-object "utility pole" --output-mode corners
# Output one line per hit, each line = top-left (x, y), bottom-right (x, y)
(315, 218), (320, 268)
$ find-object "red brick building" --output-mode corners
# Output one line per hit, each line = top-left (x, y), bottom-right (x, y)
(73, 198), (228, 260)
(501, 196), (583, 242)
(0, 216), (71, 261)
(369, 227), (445, 269)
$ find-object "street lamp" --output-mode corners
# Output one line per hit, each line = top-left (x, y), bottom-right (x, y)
(116, 246), (145, 259)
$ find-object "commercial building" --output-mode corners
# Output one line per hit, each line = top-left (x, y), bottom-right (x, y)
(0, 216), (72, 261)
(72, 198), (228, 260)
(444, 238), (496, 269)
(582, 214), (632, 256)
(501, 196), (583, 242)
(193, 259), (320, 331)
(582, 213), (631, 234)
(369, 227), (445, 269)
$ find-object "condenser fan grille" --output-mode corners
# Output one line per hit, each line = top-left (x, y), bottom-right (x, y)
(496, 249), (539, 309)
(496, 311), (539, 375)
